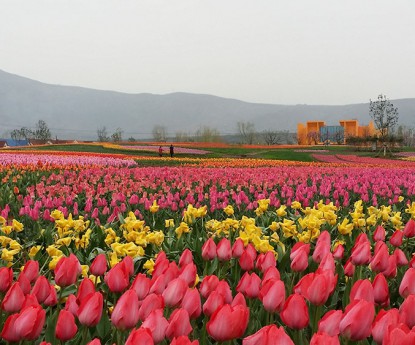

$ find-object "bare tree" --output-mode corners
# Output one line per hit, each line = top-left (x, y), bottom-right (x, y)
(194, 126), (221, 142)
(111, 128), (123, 142)
(369, 94), (399, 141)
(152, 125), (167, 142)
(237, 121), (256, 144)
(398, 126), (415, 147)
(262, 130), (290, 145)
(175, 131), (191, 142)
(307, 131), (320, 145)
(34, 120), (52, 140)
(97, 126), (110, 142)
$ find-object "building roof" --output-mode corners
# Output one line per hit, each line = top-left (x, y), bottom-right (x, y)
(0, 139), (30, 147)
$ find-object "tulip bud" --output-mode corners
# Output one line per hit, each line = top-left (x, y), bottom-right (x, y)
(56, 310), (78, 341)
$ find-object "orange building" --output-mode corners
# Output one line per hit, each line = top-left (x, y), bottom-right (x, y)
(297, 119), (376, 145)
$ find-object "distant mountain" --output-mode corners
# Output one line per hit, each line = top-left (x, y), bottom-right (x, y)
(1, 69), (414, 140)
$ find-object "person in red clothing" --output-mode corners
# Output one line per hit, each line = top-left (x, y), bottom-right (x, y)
(158, 146), (163, 157)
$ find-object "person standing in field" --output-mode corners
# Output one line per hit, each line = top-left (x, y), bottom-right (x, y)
(158, 146), (163, 157)
(170, 144), (174, 158)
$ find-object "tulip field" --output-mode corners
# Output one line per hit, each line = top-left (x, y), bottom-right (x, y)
(2, 149), (415, 344)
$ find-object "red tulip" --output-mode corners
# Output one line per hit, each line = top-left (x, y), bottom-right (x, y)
(350, 235), (371, 266)
(310, 331), (340, 345)
(87, 339), (102, 345)
(318, 310), (343, 336)
(281, 294), (309, 329)
(394, 248), (408, 266)
(399, 294), (415, 328)
(255, 251), (276, 272)
(120, 256), (134, 276)
(179, 249), (193, 268)
(317, 253), (335, 273)
(239, 250), (255, 271)
(181, 288), (202, 319)
(76, 278), (96, 304)
(54, 254), (82, 287)
(399, 268), (415, 298)
(202, 238), (217, 260)
(1, 282), (25, 313)
(373, 225), (386, 242)
(149, 274), (168, 295)
(216, 238), (232, 261)
(403, 219), (415, 238)
(383, 254), (398, 278)
(389, 230), (404, 247)
(370, 242), (389, 272)
(332, 244), (344, 260)
(111, 289), (140, 330)
(232, 238), (245, 258)
(203, 291), (225, 317)
(77, 291), (103, 327)
(55, 309), (78, 341)
(372, 273), (389, 307)
(22, 294), (40, 309)
(104, 263), (130, 293)
(243, 324), (294, 345)
(259, 278), (285, 313)
(290, 243), (310, 272)
(231, 292), (247, 308)
(141, 309), (169, 344)
(339, 300), (375, 341)
(64, 294), (79, 316)
(371, 308), (400, 344)
(153, 252), (169, 278)
(199, 275), (219, 299)
(166, 309), (193, 339)
(0, 313), (20, 342)
(125, 327), (154, 345)
(17, 272), (31, 295)
(207, 304), (249, 342)
(312, 231), (331, 263)
(350, 279), (374, 303)
(131, 273), (151, 300)
(302, 271), (337, 306)
(0, 267), (13, 293)
(162, 278), (188, 307)
(213, 280), (232, 304)
(383, 323), (415, 345)
(32, 275), (51, 304)
(236, 272), (261, 299)
(90, 253), (107, 276)
(343, 258), (355, 277)
(44, 283), (58, 307)
(15, 305), (46, 340)
(178, 263), (197, 287)
(170, 336), (199, 345)
(262, 266), (280, 284)
(22, 260), (39, 283)
(138, 293), (164, 321)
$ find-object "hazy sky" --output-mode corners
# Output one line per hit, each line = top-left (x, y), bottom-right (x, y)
(1, 1), (414, 105)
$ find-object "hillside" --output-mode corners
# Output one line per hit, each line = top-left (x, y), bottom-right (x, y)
(1, 69), (414, 140)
